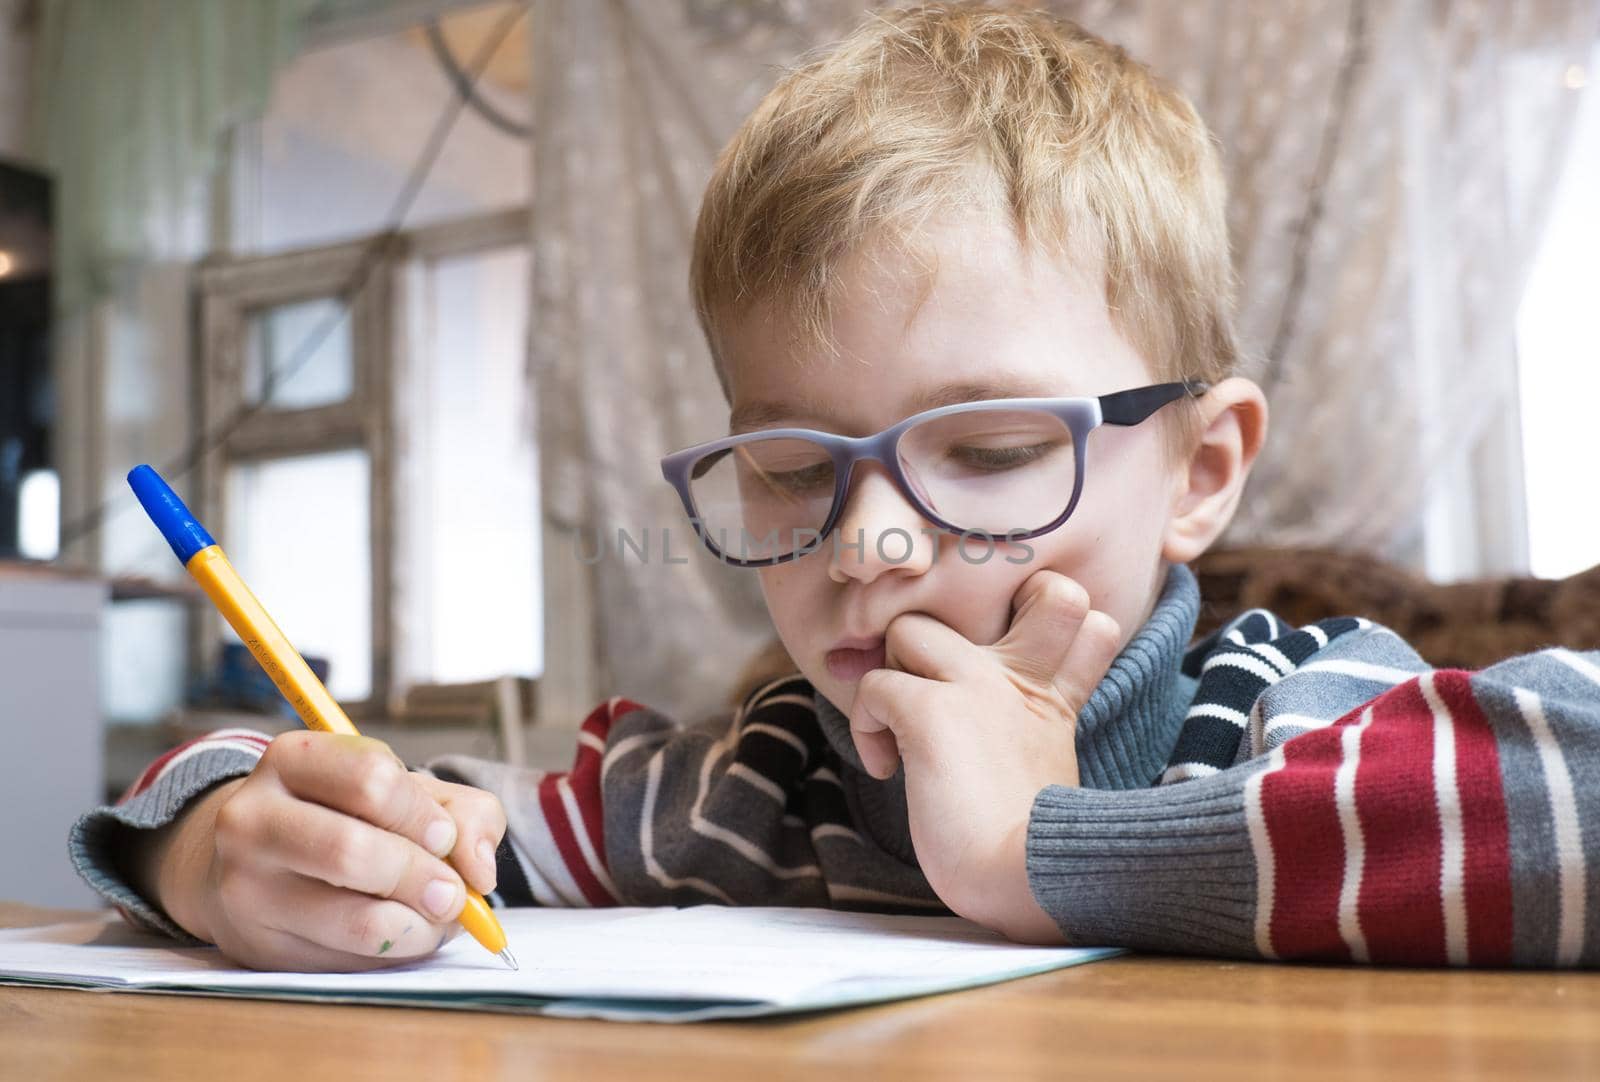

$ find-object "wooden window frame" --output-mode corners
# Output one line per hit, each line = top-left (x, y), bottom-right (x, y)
(195, 207), (531, 717)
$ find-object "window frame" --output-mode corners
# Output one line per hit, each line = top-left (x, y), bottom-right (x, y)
(195, 206), (531, 716)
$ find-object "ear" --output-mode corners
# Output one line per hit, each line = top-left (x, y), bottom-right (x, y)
(1160, 377), (1269, 565)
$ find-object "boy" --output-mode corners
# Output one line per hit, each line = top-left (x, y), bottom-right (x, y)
(73, 3), (1599, 970)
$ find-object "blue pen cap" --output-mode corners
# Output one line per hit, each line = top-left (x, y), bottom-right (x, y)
(128, 464), (216, 565)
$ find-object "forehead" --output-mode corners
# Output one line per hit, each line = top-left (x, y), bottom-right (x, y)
(719, 209), (1152, 434)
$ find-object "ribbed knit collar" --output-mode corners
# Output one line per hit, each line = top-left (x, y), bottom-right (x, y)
(811, 562), (1202, 864)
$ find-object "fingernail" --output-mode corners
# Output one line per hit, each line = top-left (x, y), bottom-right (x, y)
(423, 879), (458, 919)
(477, 839), (495, 868)
(424, 818), (456, 857)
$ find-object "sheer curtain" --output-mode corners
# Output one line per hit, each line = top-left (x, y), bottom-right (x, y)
(527, 0), (1599, 719)
(1076, 0), (1599, 579)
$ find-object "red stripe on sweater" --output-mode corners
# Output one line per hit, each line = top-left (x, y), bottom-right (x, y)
(1355, 678), (1446, 964)
(531, 698), (645, 907)
(1261, 723), (1350, 960)
(566, 697), (644, 876)
(118, 731), (271, 804)
(536, 772), (615, 905)
(1436, 670), (1515, 965)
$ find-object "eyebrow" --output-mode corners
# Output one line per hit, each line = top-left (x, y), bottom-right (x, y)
(729, 377), (1072, 434)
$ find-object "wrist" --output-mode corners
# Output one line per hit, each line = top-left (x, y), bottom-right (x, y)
(137, 778), (242, 943)
(988, 819), (1067, 945)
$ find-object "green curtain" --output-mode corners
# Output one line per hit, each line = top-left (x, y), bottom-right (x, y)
(29, 0), (336, 312)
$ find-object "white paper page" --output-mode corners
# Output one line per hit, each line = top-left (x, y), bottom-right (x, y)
(0, 905), (1120, 1014)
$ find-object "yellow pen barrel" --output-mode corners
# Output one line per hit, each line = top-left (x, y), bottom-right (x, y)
(459, 894), (506, 954)
(184, 545), (360, 737)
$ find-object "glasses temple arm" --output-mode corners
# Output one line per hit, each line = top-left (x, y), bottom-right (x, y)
(1097, 380), (1210, 426)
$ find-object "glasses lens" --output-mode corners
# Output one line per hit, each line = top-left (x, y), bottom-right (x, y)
(687, 437), (836, 561)
(898, 408), (1078, 535)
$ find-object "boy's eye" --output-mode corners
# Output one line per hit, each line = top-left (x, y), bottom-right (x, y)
(942, 441), (1061, 472)
(753, 461), (834, 495)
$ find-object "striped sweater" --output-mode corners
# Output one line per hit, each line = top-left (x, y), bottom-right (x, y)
(70, 561), (1600, 966)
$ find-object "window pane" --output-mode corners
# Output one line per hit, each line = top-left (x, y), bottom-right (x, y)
(243, 297), (354, 410)
(226, 449), (371, 700)
(408, 247), (541, 683)
(1518, 44), (1600, 579)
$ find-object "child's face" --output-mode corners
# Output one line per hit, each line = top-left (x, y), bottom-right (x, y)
(718, 208), (1190, 714)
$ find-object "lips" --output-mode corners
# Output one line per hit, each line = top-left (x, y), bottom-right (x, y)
(825, 636), (887, 683)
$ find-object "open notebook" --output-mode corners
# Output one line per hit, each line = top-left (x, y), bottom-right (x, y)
(0, 904), (1120, 1022)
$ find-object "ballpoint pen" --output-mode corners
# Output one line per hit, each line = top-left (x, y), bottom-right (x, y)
(127, 463), (517, 971)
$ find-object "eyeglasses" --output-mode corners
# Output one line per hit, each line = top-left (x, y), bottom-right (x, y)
(660, 379), (1209, 567)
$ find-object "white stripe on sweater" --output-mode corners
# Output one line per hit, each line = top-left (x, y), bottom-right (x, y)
(1263, 713), (1336, 740)
(1422, 673), (1468, 965)
(513, 781), (591, 907)
(1550, 647), (1600, 689)
(810, 823), (864, 844)
(601, 729), (674, 785)
(743, 722), (809, 758)
(1250, 641), (1295, 676)
(1512, 686), (1587, 966)
(1297, 659), (1415, 685)
(751, 693), (816, 712)
(676, 725), (822, 882)
(1200, 651), (1284, 684)
(150, 737), (269, 784)
(1159, 761), (1220, 784)
(1185, 703), (1249, 728)
(728, 761), (787, 804)
(1244, 749), (1286, 960)
(640, 745), (735, 903)
(1335, 706), (1375, 962)
(556, 774), (622, 901)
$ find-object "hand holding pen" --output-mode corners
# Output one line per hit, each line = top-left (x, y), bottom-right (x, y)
(125, 465), (517, 973)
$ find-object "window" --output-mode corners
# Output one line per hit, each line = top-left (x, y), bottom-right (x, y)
(227, 449), (373, 699)
(197, 230), (393, 712)
(402, 245), (541, 684)
(197, 208), (537, 713)
(1518, 51), (1600, 580)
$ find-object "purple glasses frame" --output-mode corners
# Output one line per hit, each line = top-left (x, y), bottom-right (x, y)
(660, 379), (1210, 568)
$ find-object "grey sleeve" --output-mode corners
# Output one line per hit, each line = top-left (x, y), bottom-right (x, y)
(1027, 646), (1600, 967)
(1024, 762), (1270, 959)
(67, 746), (265, 944)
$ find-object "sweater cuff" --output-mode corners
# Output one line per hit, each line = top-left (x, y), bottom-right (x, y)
(1024, 762), (1269, 958)
(67, 746), (264, 944)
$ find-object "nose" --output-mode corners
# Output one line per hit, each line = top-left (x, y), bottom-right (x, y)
(826, 461), (936, 585)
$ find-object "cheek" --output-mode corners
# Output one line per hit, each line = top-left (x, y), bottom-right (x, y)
(756, 561), (823, 642)
(928, 542), (1042, 645)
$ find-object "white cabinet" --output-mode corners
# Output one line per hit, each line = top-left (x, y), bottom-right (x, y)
(0, 573), (105, 908)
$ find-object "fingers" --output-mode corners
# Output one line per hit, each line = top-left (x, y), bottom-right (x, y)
(849, 667), (930, 779)
(217, 784), (469, 926)
(249, 873), (457, 966)
(261, 733), (459, 860)
(883, 610), (982, 682)
(1053, 608), (1123, 708)
(412, 773), (506, 896)
(994, 570), (1092, 685)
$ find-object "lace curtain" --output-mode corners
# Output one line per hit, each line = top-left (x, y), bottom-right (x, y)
(31, 0), (312, 313)
(528, 0), (1599, 720)
(1088, 0), (1599, 574)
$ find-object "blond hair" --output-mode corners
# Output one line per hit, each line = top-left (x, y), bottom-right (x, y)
(690, 2), (1242, 461)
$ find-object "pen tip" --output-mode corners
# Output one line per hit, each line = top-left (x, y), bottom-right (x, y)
(499, 948), (519, 971)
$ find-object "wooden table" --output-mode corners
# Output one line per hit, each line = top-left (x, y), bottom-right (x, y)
(3, 902), (1597, 1080)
